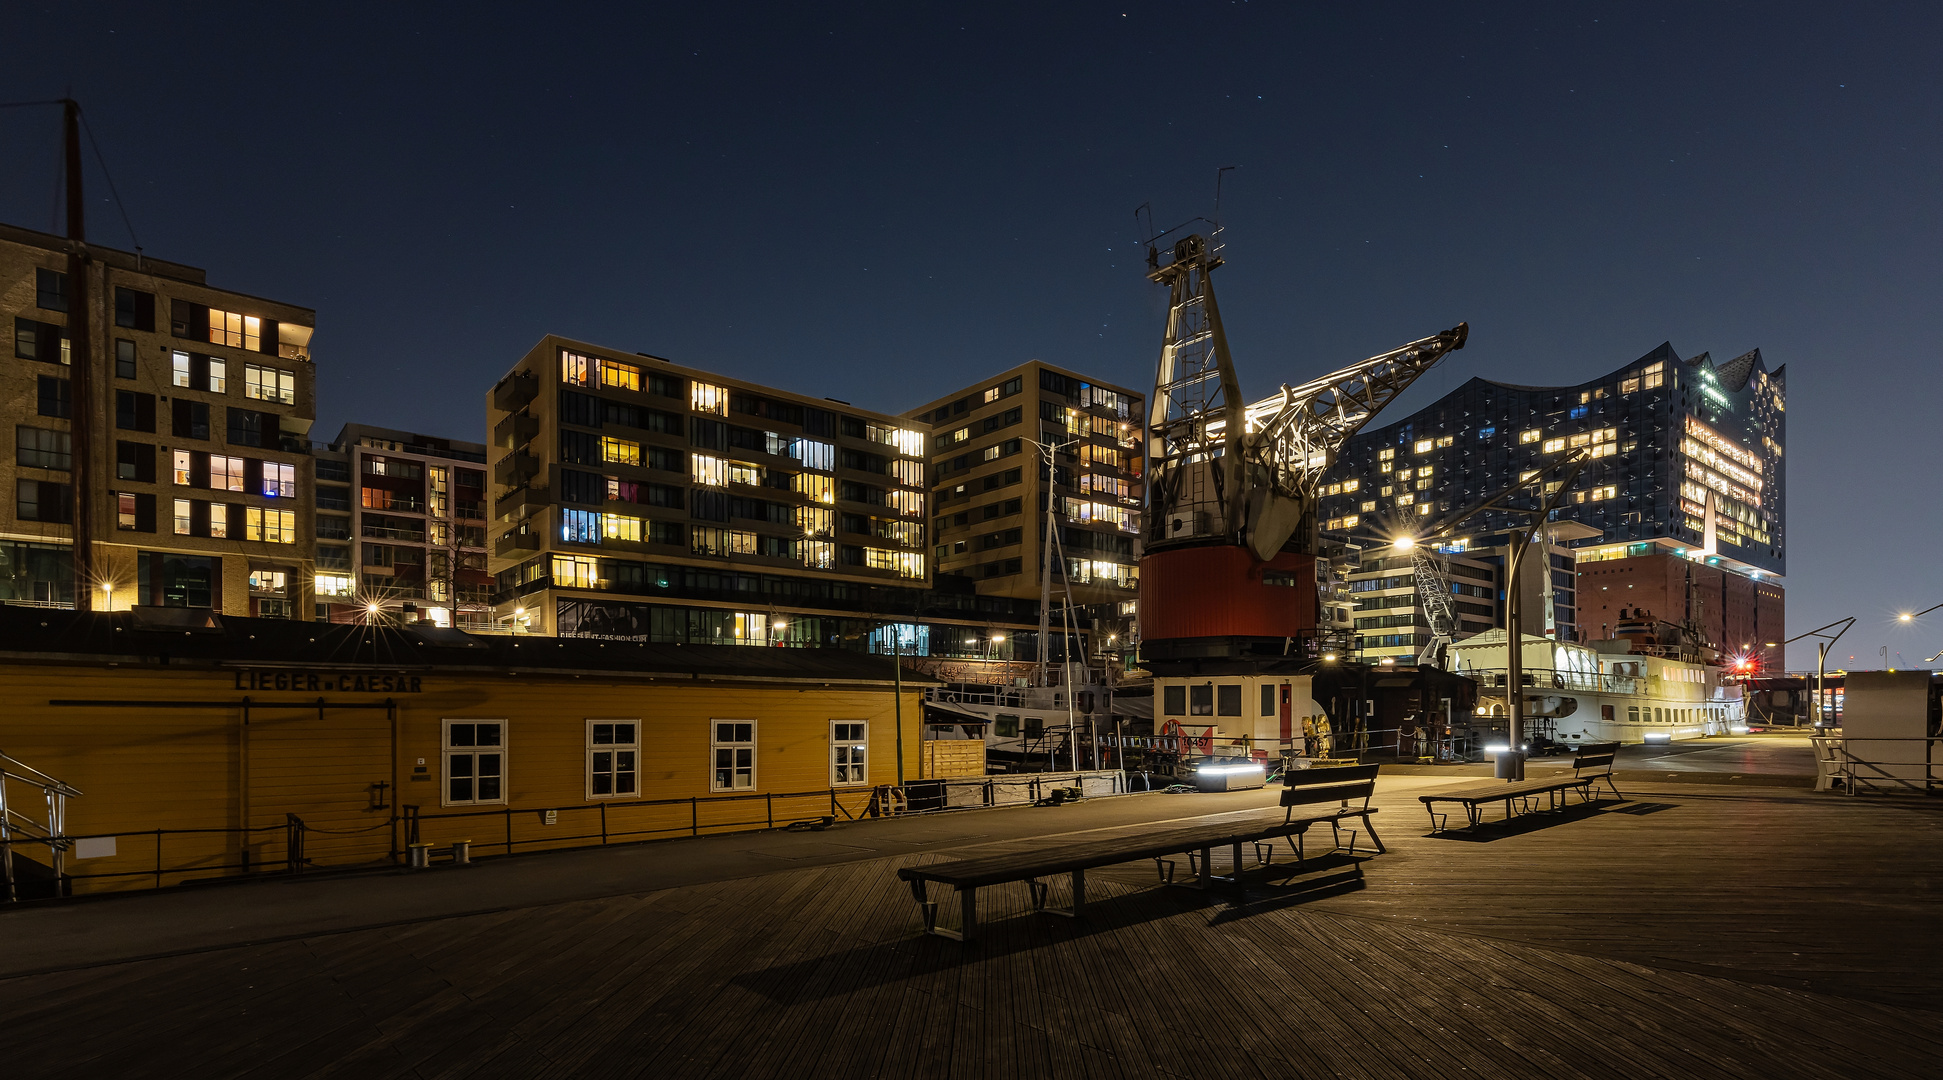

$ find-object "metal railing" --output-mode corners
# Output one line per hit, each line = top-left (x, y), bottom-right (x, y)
(0, 752), (83, 902)
(1811, 736), (1942, 796)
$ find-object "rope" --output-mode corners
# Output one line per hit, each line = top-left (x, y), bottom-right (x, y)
(79, 109), (142, 255)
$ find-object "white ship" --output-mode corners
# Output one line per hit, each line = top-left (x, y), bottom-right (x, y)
(921, 662), (1150, 772)
(1448, 627), (1745, 746)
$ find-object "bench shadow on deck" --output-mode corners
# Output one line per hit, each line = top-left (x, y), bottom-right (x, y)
(733, 853), (1374, 1004)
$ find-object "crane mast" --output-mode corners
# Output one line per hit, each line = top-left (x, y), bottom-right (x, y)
(1139, 231), (1467, 661)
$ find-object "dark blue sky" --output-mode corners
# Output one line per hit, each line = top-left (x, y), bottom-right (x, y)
(8, 2), (1940, 670)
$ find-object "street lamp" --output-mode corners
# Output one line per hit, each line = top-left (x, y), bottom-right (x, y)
(1897, 601), (1943, 623)
(100, 580), (113, 611)
(1766, 617), (1854, 728)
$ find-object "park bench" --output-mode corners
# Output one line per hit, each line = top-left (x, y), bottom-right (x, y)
(1419, 741), (1623, 832)
(897, 764), (1383, 941)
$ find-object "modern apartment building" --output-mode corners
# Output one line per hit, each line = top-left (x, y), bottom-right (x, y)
(2, 222), (316, 617)
(1317, 342), (1785, 659)
(903, 361), (1145, 652)
(313, 424), (490, 628)
(486, 336), (1043, 656)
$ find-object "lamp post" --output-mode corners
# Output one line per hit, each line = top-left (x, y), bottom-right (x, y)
(100, 580), (112, 612)
(1766, 617), (1854, 729)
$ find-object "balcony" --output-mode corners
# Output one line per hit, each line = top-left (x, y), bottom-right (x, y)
(494, 411), (539, 450)
(492, 371), (539, 413)
(363, 523), (427, 543)
(495, 486), (549, 521)
(493, 451), (539, 489)
(495, 528), (541, 557)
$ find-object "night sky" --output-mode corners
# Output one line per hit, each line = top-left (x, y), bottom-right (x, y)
(7, 3), (1939, 671)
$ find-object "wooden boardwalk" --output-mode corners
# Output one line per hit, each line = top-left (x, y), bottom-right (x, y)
(3, 781), (1940, 1078)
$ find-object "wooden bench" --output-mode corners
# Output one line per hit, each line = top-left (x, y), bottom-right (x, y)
(1419, 743), (1623, 832)
(896, 764), (1383, 941)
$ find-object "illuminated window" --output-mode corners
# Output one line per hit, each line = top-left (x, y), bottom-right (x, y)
(983, 385), (1002, 404)
(172, 351), (191, 387)
(1380, 461), (1394, 474)
(1415, 477), (1432, 490)
(553, 554), (598, 587)
(1435, 435), (1454, 448)
(1418, 503), (1434, 516)
(1414, 438), (1434, 454)
(315, 573), (353, 597)
(245, 506), (296, 543)
(1642, 361), (1664, 389)
(1360, 500), (1376, 513)
(1542, 438), (1565, 453)
(210, 503), (230, 539)
(1378, 448), (1395, 461)
(794, 471), (834, 502)
(884, 489), (924, 517)
(981, 445), (1000, 462)
(561, 350), (595, 386)
(790, 438), (834, 471)
(691, 382), (728, 415)
(1397, 493), (1415, 506)
(691, 454), (727, 486)
(1397, 469), (1413, 482)
(210, 455), (245, 492)
(560, 509), (601, 544)
(1418, 465), (1433, 477)
(600, 359), (641, 392)
(262, 461), (296, 497)
(207, 308), (260, 351)
(1326, 483), (1341, 495)
(244, 363), (293, 404)
(1342, 514), (1359, 528)
(800, 540), (835, 568)
(1621, 377), (1640, 394)
(173, 450), (192, 485)
(1343, 479), (1360, 492)
(604, 514), (643, 543)
(1521, 429), (1542, 444)
(173, 498), (191, 535)
(601, 436), (641, 466)
(1380, 485), (1394, 497)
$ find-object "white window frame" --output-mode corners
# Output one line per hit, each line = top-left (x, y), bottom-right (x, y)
(711, 719), (756, 792)
(442, 718), (507, 807)
(830, 720), (868, 787)
(586, 719), (640, 800)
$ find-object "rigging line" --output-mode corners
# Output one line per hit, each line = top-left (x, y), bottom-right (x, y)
(0, 99), (66, 109)
(79, 109), (142, 256)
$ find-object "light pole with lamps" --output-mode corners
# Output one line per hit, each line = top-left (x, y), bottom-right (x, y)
(1765, 617), (1854, 728)
(100, 580), (113, 612)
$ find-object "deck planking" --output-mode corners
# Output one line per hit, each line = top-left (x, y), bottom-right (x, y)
(2, 781), (1941, 1078)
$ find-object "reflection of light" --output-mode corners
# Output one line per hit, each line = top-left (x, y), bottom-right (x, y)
(991, 634), (1005, 643)
(1196, 762), (1265, 776)
(1380, 656), (1396, 666)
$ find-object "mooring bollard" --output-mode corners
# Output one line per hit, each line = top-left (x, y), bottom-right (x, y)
(451, 839), (472, 865)
(407, 842), (433, 869)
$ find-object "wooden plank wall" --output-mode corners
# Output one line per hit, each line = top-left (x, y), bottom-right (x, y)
(1, 662), (923, 893)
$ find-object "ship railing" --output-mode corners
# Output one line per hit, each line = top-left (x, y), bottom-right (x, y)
(1467, 667), (1642, 695)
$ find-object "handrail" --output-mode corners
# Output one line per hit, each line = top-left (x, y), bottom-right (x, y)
(1, 754), (84, 797)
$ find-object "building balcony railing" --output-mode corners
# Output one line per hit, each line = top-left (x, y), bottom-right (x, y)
(492, 371), (539, 413)
(495, 529), (541, 557)
(362, 524), (427, 542)
(315, 493), (351, 512)
(494, 412), (539, 450)
(493, 452), (540, 489)
(495, 487), (549, 522)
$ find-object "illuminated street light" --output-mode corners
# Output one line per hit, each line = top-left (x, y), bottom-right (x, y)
(1322, 653), (1337, 662)
(1392, 535), (1416, 551)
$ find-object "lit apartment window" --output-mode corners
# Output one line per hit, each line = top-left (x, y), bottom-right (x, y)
(1418, 503), (1434, 516)
(1436, 435), (1454, 448)
(1397, 469), (1412, 481)
(443, 720), (505, 806)
(711, 721), (756, 791)
(797, 505), (833, 537)
(245, 506), (296, 543)
(691, 381), (727, 416)
(831, 721), (868, 785)
(790, 439), (834, 471)
(864, 548), (924, 579)
(1342, 479), (1360, 492)
(1520, 429), (1542, 444)
(560, 509), (601, 545)
(172, 351), (190, 387)
(208, 309), (261, 351)
(1378, 448), (1395, 461)
(562, 350), (595, 386)
(118, 492), (138, 530)
(261, 461), (296, 498)
(983, 385), (1001, 404)
(981, 445), (1000, 462)
(244, 363), (294, 404)
(1360, 500), (1376, 513)
(726, 461), (760, 486)
(601, 359), (641, 392)
(691, 454), (727, 486)
(1414, 438), (1433, 453)
(1642, 361), (1665, 389)
(553, 554), (598, 587)
(1397, 493), (1415, 506)
(1542, 438), (1565, 453)
(1342, 514), (1359, 528)
(588, 721), (639, 799)
(800, 540), (835, 568)
(604, 514), (643, 543)
(210, 455), (245, 492)
(315, 573), (353, 597)
(1415, 478), (1433, 490)
(210, 503), (231, 539)
(884, 490), (924, 517)
(600, 436), (641, 466)
(794, 472), (834, 503)
(174, 498), (192, 535)
(248, 570), (288, 593)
